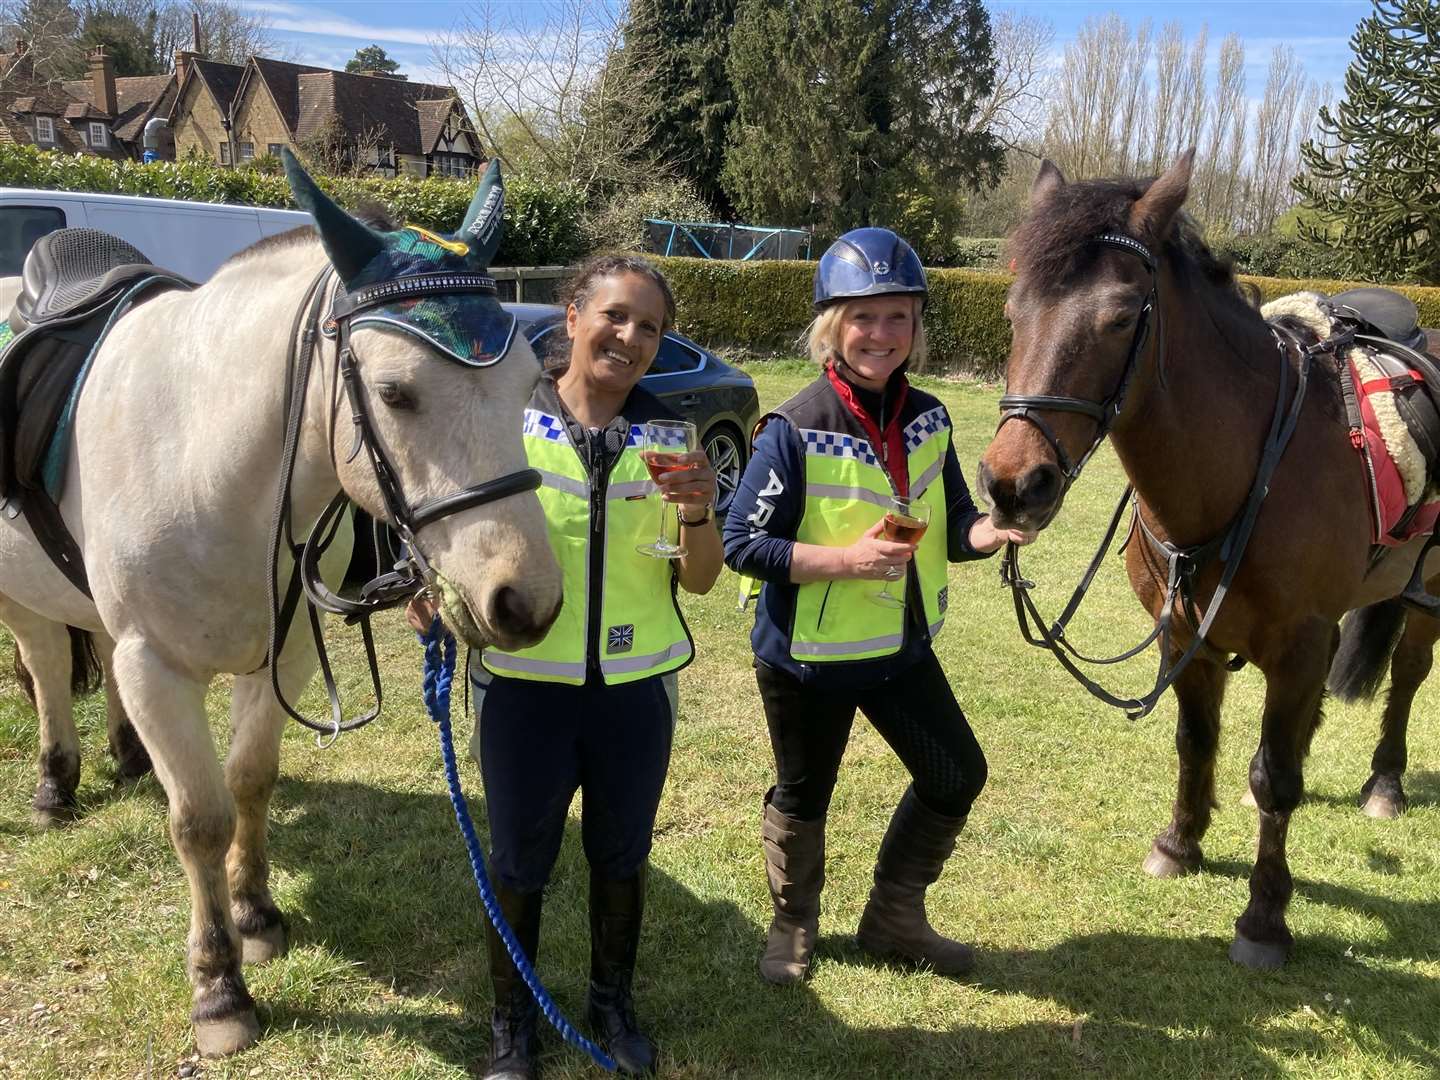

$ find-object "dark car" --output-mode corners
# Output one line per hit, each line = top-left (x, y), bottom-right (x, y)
(345, 303), (760, 585)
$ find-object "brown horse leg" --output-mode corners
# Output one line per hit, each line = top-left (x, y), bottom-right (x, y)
(1145, 656), (1228, 877)
(90, 631), (153, 782)
(109, 638), (259, 1057)
(224, 667), (308, 965)
(1, 597), (81, 827)
(1231, 621), (1331, 970)
(1362, 611), (1440, 818)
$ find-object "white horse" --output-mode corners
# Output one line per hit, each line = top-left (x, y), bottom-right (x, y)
(0, 153), (562, 1056)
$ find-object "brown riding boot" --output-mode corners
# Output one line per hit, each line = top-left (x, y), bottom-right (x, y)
(855, 786), (975, 976)
(759, 800), (826, 985)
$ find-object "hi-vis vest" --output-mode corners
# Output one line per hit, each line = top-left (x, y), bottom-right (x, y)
(482, 407), (693, 685)
(775, 383), (952, 663)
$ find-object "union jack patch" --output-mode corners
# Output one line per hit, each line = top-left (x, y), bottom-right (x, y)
(607, 624), (635, 654)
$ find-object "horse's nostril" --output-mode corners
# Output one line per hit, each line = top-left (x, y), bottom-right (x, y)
(976, 459), (996, 505)
(491, 585), (530, 631)
(1017, 464), (1062, 512)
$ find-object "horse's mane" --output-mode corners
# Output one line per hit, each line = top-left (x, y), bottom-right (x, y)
(1007, 176), (1257, 308)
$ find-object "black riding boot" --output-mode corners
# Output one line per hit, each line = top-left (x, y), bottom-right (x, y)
(585, 868), (657, 1076)
(485, 883), (543, 1080)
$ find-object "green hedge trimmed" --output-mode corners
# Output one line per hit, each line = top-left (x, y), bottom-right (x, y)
(0, 144), (587, 266)
(653, 255), (1440, 378)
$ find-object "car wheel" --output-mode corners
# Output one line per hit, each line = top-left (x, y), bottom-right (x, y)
(704, 424), (745, 518)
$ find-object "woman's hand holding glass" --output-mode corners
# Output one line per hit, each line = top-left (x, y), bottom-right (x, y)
(655, 452), (717, 520)
(842, 518), (916, 580)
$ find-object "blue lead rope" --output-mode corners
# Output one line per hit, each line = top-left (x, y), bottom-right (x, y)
(418, 617), (617, 1072)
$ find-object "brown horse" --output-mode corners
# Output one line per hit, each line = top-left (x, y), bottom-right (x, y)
(978, 151), (1439, 969)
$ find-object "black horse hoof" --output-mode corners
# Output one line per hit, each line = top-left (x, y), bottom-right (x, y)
(1229, 933), (1290, 970)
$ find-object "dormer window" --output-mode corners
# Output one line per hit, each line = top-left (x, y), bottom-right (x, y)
(88, 122), (107, 147)
(34, 116), (54, 143)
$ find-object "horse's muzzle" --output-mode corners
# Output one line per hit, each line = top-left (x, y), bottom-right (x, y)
(977, 457), (1065, 532)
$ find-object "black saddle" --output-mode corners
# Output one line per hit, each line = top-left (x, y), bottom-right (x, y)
(1330, 287), (1427, 353)
(0, 228), (192, 595)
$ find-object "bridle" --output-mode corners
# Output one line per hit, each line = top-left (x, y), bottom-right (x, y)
(266, 267), (541, 744)
(995, 233), (1162, 485)
(994, 233), (1314, 719)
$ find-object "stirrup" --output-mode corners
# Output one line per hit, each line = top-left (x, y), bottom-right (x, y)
(1400, 531), (1440, 616)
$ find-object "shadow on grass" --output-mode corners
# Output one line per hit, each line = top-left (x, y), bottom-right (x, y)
(264, 776), (1440, 1079)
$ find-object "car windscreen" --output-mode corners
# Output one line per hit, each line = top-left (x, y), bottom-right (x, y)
(0, 205), (67, 276)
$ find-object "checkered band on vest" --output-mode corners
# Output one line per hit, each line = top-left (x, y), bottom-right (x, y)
(799, 428), (879, 466)
(626, 425), (645, 449)
(903, 406), (950, 452)
(523, 409), (569, 443)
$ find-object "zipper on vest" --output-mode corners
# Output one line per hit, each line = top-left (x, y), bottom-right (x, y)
(815, 581), (833, 631)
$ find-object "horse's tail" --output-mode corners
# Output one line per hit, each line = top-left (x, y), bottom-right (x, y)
(69, 627), (103, 697)
(1328, 599), (1406, 702)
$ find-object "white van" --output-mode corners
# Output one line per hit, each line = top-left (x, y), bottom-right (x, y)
(0, 189), (312, 282)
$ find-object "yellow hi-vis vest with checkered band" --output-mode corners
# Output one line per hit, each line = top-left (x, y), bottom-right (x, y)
(787, 404), (952, 663)
(481, 408), (693, 685)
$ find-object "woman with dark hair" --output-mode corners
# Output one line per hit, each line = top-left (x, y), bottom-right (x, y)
(723, 228), (1035, 986)
(413, 255), (720, 1078)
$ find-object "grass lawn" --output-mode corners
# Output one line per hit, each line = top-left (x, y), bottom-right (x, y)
(2, 360), (1438, 1079)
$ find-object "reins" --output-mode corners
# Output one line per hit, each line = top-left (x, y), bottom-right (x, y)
(265, 264), (542, 745)
(997, 234), (1320, 718)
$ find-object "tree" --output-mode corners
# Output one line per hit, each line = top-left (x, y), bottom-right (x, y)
(1294, 0), (1440, 283)
(611, 0), (737, 217)
(79, 6), (160, 76)
(346, 43), (403, 78)
(722, 0), (1002, 235)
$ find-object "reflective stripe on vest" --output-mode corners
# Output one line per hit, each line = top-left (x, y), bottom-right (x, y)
(482, 408), (693, 685)
(791, 406), (952, 663)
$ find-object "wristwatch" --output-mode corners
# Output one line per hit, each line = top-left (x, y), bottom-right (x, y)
(679, 502), (713, 527)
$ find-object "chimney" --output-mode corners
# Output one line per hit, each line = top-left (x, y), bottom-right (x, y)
(175, 49), (198, 87)
(13, 39), (28, 59)
(88, 46), (117, 116)
(192, 11), (204, 54)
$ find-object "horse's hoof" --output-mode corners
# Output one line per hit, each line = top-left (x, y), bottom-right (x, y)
(1143, 845), (1199, 879)
(1362, 792), (1405, 819)
(194, 1009), (260, 1057)
(1239, 786), (1258, 809)
(241, 922), (288, 965)
(31, 804), (78, 829)
(1229, 933), (1290, 970)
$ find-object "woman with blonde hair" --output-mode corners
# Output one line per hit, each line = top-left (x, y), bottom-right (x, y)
(723, 228), (1034, 985)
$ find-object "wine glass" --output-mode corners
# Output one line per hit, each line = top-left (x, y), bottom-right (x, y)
(637, 419), (698, 559)
(871, 495), (930, 607)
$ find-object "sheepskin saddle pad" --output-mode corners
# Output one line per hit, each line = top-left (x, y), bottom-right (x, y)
(1262, 289), (1440, 545)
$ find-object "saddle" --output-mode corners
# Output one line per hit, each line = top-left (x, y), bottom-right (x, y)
(0, 228), (192, 595)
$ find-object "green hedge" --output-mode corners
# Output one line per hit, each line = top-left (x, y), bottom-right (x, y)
(653, 255), (1440, 378)
(0, 144), (587, 266)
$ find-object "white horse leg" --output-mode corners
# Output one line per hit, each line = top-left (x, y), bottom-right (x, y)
(90, 631), (153, 781)
(224, 650), (317, 965)
(0, 595), (81, 827)
(109, 637), (259, 1057)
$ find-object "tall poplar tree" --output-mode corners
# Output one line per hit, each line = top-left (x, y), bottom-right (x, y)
(1293, 0), (1440, 283)
(722, 0), (1002, 236)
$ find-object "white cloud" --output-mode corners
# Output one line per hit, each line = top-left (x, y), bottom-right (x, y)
(238, 1), (438, 47)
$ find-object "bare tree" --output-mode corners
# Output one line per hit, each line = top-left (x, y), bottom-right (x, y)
(970, 10), (1052, 156)
(1245, 46), (1318, 232)
(434, 0), (665, 196)
(1193, 34), (1244, 225)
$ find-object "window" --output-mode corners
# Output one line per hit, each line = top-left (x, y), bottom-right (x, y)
(0, 205), (67, 275)
(431, 152), (472, 178)
(267, 143), (284, 158)
(34, 116), (54, 144)
(240, 142), (255, 162)
(219, 142), (231, 165)
(649, 337), (705, 376)
(88, 122), (108, 148)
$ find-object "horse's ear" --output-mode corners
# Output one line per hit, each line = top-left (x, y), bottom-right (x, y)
(1129, 148), (1195, 241)
(456, 159), (504, 270)
(1031, 160), (1066, 203)
(282, 148), (384, 283)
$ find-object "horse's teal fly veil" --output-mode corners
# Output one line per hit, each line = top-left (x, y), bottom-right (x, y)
(282, 149), (516, 368)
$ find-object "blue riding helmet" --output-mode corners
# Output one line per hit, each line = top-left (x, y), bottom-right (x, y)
(813, 228), (927, 310)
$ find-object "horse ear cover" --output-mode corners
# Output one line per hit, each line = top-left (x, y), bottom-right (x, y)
(282, 147), (385, 283)
(457, 159), (504, 270)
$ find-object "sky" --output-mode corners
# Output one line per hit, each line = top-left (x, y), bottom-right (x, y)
(239, 0), (1374, 96)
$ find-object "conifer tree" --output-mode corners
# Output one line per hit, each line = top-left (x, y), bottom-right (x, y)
(722, 0), (1002, 236)
(1293, 0), (1440, 284)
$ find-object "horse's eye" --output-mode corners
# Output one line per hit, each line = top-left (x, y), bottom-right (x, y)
(376, 382), (416, 411)
(1109, 312), (1137, 333)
